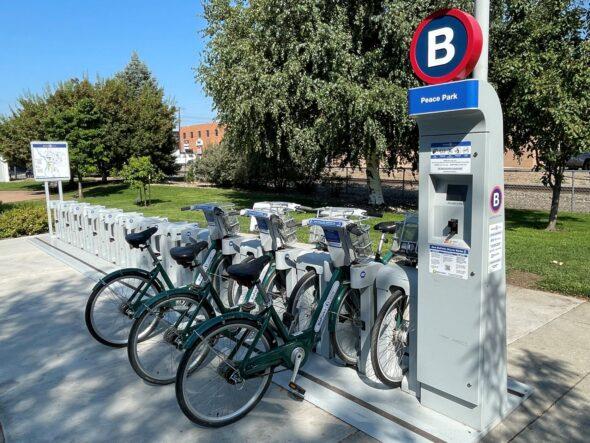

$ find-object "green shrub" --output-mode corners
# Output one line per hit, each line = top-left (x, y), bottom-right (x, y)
(187, 143), (245, 187)
(0, 203), (48, 239)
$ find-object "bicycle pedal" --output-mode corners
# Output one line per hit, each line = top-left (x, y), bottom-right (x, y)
(288, 382), (306, 400)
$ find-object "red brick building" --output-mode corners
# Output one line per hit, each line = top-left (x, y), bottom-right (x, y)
(178, 122), (224, 156)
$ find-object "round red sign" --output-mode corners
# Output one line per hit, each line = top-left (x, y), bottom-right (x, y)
(410, 9), (483, 85)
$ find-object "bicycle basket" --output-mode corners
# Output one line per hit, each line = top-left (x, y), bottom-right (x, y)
(350, 222), (373, 258)
(219, 203), (240, 236)
(199, 203), (240, 239)
(276, 212), (298, 246)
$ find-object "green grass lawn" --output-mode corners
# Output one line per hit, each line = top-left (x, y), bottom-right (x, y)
(0, 179), (44, 191)
(22, 181), (590, 297)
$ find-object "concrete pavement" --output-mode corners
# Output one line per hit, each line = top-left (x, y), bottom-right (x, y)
(0, 235), (588, 442)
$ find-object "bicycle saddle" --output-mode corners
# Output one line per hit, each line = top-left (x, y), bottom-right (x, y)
(226, 255), (271, 288)
(374, 221), (398, 234)
(170, 241), (208, 267)
(125, 226), (158, 248)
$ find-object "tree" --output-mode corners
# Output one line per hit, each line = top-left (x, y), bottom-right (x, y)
(115, 51), (159, 96)
(199, 0), (467, 203)
(44, 79), (104, 197)
(120, 156), (164, 206)
(116, 54), (179, 176)
(489, 0), (589, 230)
(0, 94), (48, 167)
(0, 53), (179, 184)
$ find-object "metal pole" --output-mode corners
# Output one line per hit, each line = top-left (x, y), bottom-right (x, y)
(44, 181), (54, 237)
(57, 180), (64, 201)
(473, 0), (490, 81)
(571, 170), (575, 212)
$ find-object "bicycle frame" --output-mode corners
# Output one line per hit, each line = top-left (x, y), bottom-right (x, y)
(99, 244), (176, 313)
(186, 268), (347, 378)
(133, 249), (277, 342)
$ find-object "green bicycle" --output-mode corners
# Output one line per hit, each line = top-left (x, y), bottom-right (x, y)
(125, 203), (246, 382)
(127, 203), (308, 384)
(85, 226), (176, 347)
(85, 203), (237, 348)
(174, 215), (396, 426)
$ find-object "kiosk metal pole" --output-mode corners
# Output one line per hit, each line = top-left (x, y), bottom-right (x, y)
(473, 0), (490, 80)
(57, 180), (64, 201)
(44, 181), (54, 237)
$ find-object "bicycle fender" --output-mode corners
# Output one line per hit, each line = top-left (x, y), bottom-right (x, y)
(92, 267), (163, 293)
(182, 311), (261, 350)
(132, 286), (205, 319)
(327, 283), (350, 335)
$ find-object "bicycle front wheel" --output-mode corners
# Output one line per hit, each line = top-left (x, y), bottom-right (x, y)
(127, 293), (215, 385)
(85, 271), (162, 347)
(287, 270), (319, 333)
(371, 290), (409, 387)
(331, 287), (361, 366)
(176, 318), (275, 427)
(263, 269), (288, 323)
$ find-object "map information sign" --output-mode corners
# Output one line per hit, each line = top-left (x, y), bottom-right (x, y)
(30, 141), (70, 181)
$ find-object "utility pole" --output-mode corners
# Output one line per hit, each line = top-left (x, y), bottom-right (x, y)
(473, 0), (490, 81)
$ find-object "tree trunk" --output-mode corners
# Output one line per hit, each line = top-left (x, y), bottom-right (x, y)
(366, 151), (385, 206)
(77, 177), (84, 199)
(546, 179), (562, 231)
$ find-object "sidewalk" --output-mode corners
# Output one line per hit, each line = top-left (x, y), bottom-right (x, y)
(0, 236), (587, 442)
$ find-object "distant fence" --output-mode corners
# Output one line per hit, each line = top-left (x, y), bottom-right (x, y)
(324, 166), (590, 212)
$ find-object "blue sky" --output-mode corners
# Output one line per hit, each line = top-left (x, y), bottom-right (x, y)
(0, 0), (214, 124)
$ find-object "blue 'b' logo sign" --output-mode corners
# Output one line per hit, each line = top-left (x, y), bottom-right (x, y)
(410, 9), (483, 85)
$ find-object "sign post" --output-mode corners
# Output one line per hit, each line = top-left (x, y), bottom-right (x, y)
(30, 141), (71, 237)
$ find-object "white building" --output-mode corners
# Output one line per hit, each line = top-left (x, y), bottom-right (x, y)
(0, 156), (9, 182)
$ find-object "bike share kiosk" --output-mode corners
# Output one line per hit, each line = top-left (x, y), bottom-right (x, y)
(408, 8), (515, 431)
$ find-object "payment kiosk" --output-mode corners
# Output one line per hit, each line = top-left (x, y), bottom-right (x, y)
(409, 8), (508, 431)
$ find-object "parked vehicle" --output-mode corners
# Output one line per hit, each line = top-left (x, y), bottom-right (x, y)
(566, 152), (590, 170)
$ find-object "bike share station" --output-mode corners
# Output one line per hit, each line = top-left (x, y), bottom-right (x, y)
(25, 5), (531, 442)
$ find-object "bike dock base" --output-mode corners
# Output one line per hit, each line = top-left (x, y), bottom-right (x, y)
(274, 354), (532, 442)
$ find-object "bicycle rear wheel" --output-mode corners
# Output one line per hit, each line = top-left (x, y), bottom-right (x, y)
(331, 287), (361, 366)
(176, 318), (274, 427)
(127, 293), (215, 384)
(371, 290), (409, 387)
(85, 271), (163, 347)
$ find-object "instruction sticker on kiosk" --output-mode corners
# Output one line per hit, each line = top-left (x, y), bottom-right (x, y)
(431, 141), (471, 174)
(488, 222), (503, 272)
(429, 244), (469, 279)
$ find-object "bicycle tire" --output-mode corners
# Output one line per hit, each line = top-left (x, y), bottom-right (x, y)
(85, 270), (164, 347)
(286, 270), (319, 333)
(127, 292), (215, 384)
(175, 318), (276, 427)
(371, 289), (409, 388)
(330, 286), (361, 366)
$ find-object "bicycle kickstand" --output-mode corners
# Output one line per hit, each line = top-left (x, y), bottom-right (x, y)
(288, 347), (306, 401)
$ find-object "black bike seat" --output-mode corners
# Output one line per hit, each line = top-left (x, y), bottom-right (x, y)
(374, 221), (398, 234)
(125, 226), (158, 248)
(226, 255), (271, 288)
(170, 241), (208, 266)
